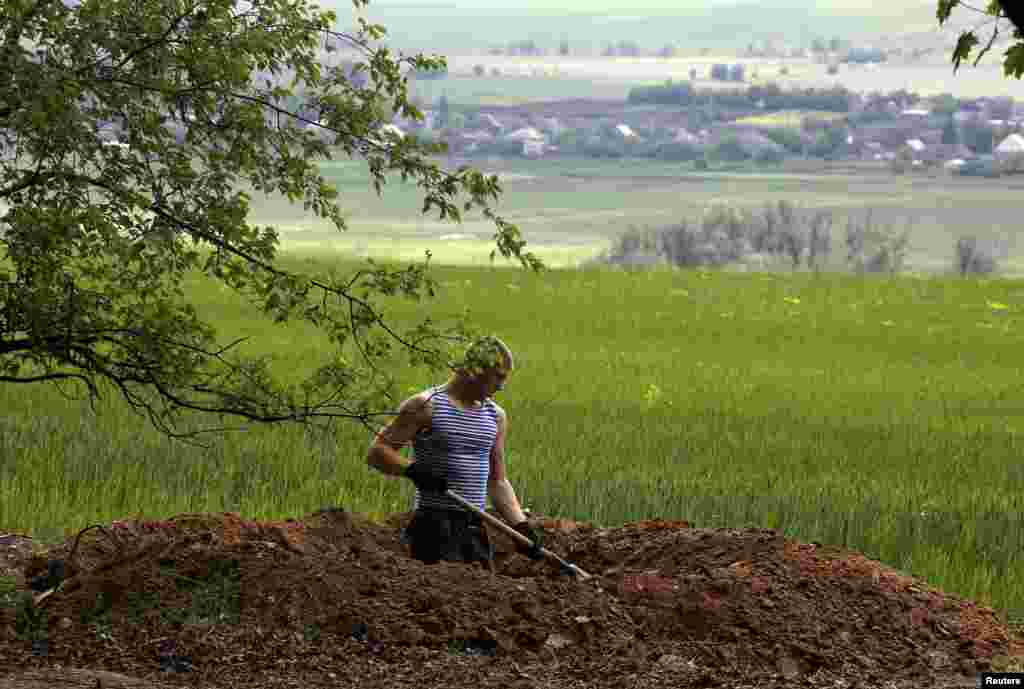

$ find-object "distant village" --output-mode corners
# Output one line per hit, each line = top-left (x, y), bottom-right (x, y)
(68, 45), (1024, 179)
(374, 88), (1024, 177)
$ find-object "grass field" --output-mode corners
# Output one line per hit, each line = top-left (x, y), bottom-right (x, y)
(250, 155), (1024, 277)
(3, 249), (1024, 627)
(734, 110), (848, 128)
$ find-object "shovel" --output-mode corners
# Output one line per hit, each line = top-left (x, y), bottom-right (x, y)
(444, 489), (592, 580)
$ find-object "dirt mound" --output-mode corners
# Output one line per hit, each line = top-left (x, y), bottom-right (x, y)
(1, 508), (1021, 688)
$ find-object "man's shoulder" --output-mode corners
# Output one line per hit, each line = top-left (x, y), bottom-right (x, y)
(401, 388), (437, 420)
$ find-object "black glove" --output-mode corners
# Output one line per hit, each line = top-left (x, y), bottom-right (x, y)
(403, 462), (448, 493)
(512, 520), (544, 561)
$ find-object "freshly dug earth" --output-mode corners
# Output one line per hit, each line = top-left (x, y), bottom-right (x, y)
(1, 508), (1021, 689)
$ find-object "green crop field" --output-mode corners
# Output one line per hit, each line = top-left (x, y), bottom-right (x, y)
(5, 150), (1024, 628)
(4, 249), (1024, 626)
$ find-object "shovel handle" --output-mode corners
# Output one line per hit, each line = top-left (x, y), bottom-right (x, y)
(444, 489), (592, 580)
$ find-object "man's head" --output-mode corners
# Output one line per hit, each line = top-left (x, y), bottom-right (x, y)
(451, 336), (514, 400)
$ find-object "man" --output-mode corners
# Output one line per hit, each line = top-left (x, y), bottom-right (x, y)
(367, 336), (544, 565)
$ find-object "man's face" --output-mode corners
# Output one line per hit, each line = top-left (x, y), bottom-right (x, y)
(478, 365), (511, 398)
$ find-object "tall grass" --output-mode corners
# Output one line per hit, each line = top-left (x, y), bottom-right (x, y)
(3, 251), (1024, 624)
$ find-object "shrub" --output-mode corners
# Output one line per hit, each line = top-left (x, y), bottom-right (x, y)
(954, 236), (1001, 276)
(762, 128), (803, 154)
(754, 147), (785, 164)
(709, 136), (749, 162)
(844, 211), (912, 275)
(656, 141), (703, 161)
(473, 64), (485, 77)
(961, 120), (995, 155)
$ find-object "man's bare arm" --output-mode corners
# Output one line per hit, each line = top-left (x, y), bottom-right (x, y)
(367, 394), (429, 477)
(488, 407), (528, 524)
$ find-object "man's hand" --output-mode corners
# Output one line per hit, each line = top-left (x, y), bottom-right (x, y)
(512, 520), (544, 560)
(403, 462), (448, 493)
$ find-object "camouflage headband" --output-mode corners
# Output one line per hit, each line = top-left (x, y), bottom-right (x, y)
(458, 336), (513, 375)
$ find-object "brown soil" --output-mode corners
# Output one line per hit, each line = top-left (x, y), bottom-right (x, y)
(1, 508), (1021, 688)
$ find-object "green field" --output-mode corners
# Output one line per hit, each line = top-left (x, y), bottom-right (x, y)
(4, 248), (1024, 625)
(5, 150), (1024, 628)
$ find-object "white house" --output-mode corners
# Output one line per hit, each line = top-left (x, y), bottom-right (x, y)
(995, 133), (1024, 157)
(905, 139), (926, 152)
(671, 127), (701, 144)
(478, 113), (503, 131)
(615, 123), (639, 139)
(505, 127), (545, 142)
(522, 140), (546, 158)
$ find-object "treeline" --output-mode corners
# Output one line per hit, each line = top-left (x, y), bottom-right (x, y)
(628, 81), (852, 113)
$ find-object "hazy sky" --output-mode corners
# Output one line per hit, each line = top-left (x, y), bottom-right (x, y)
(317, 0), (940, 53)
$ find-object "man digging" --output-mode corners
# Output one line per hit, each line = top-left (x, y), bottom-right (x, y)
(367, 336), (544, 567)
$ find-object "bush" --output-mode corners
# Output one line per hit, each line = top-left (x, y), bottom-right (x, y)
(656, 141), (703, 161)
(710, 136), (750, 162)
(761, 128), (803, 154)
(755, 147), (784, 164)
(581, 137), (626, 159)
(844, 211), (911, 275)
(960, 120), (995, 154)
(954, 236), (1002, 275)
(591, 201), (921, 277)
(478, 138), (525, 157)
(473, 64), (485, 77)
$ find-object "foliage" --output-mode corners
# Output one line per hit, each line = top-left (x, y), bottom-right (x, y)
(761, 127), (804, 154)
(0, 0), (543, 443)
(960, 119), (996, 154)
(845, 47), (886, 64)
(412, 64), (448, 80)
(708, 136), (750, 162)
(938, 1), (1024, 78)
(655, 141), (704, 162)
(931, 93), (960, 116)
(942, 117), (960, 145)
(628, 81), (850, 113)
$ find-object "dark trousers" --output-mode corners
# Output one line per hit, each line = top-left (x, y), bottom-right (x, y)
(404, 507), (495, 565)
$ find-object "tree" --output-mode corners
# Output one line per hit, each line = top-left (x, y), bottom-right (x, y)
(938, 1), (1024, 78)
(437, 93), (450, 128)
(942, 116), (960, 145)
(829, 36), (842, 53)
(0, 0), (543, 444)
(811, 37), (827, 53)
(559, 36), (570, 56)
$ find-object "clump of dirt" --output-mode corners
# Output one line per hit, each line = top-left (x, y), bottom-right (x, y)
(1, 508), (1020, 689)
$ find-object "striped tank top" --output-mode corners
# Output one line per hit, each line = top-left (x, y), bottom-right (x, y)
(411, 384), (499, 512)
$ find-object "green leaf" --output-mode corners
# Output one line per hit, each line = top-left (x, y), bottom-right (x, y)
(937, 0), (959, 25)
(952, 31), (979, 72)
(1004, 42), (1024, 78)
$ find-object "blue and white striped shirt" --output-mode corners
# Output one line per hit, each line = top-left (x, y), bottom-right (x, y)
(411, 384), (499, 512)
